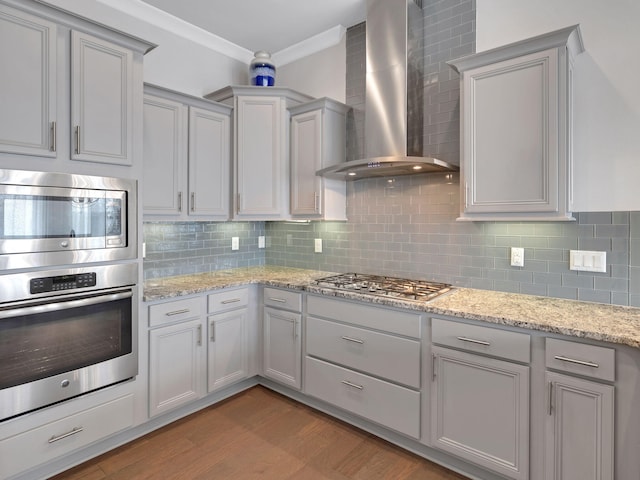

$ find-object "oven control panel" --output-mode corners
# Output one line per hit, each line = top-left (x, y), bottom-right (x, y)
(30, 272), (97, 294)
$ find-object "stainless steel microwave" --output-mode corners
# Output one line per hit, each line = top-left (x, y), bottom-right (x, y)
(0, 169), (136, 269)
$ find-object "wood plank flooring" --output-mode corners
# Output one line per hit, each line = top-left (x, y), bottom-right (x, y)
(51, 386), (469, 480)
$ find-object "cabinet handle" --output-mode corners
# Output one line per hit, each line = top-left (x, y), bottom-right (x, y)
(548, 380), (554, 415)
(432, 354), (437, 381)
(314, 192), (319, 212)
(456, 336), (490, 346)
(465, 182), (469, 208)
(210, 321), (215, 342)
(341, 335), (364, 345)
(50, 121), (56, 152)
(221, 298), (241, 304)
(293, 320), (298, 339)
(74, 125), (80, 154)
(48, 426), (83, 443)
(191, 192), (195, 212)
(197, 324), (202, 346)
(178, 192), (182, 212)
(237, 193), (241, 214)
(165, 308), (190, 316)
(341, 380), (364, 390)
(553, 355), (599, 368)
(268, 297), (287, 303)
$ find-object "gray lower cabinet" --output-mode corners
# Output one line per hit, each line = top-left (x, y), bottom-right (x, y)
(544, 338), (615, 480)
(431, 318), (530, 480)
(263, 288), (302, 389)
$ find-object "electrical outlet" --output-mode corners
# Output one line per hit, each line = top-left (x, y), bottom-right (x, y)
(231, 237), (239, 251)
(258, 236), (265, 248)
(142, 242), (146, 259)
(314, 238), (322, 253)
(510, 247), (524, 267)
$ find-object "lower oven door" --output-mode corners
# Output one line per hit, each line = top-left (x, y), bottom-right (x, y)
(0, 287), (137, 421)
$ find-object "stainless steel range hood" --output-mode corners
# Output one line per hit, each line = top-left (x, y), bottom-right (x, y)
(317, 0), (458, 181)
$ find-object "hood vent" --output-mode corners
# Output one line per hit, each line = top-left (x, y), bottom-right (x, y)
(317, 0), (458, 181)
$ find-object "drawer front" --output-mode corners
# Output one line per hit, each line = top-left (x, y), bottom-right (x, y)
(546, 338), (615, 382)
(306, 316), (421, 388)
(0, 394), (134, 479)
(264, 287), (302, 312)
(432, 317), (531, 363)
(149, 297), (203, 327)
(208, 287), (249, 313)
(305, 357), (420, 439)
(307, 295), (422, 338)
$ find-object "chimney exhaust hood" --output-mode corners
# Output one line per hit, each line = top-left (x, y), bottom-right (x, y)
(317, 0), (458, 181)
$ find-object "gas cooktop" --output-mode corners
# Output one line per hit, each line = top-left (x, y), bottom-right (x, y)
(313, 273), (452, 302)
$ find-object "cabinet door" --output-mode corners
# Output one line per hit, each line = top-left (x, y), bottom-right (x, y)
(263, 307), (301, 389)
(235, 95), (285, 218)
(71, 31), (133, 165)
(188, 106), (230, 219)
(143, 94), (186, 215)
(462, 48), (559, 215)
(149, 318), (205, 417)
(208, 308), (248, 392)
(545, 372), (614, 480)
(290, 109), (322, 216)
(0, 5), (56, 157)
(431, 346), (530, 480)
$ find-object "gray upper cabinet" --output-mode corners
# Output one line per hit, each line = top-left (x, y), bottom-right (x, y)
(449, 25), (584, 221)
(0, 5), (57, 157)
(289, 98), (349, 221)
(71, 31), (133, 165)
(143, 85), (232, 220)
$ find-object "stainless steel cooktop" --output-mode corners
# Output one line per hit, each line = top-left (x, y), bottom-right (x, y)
(314, 273), (452, 301)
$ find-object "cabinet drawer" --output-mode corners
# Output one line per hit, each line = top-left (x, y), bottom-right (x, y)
(264, 287), (301, 312)
(307, 295), (422, 338)
(208, 287), (249, 313)
(305, 357), (420, 439)
(306, 316), (421, 388)
(432, 317), (530, 363)
(545, 338), (615, 382)
(149, 297), (203, 327)
(0, 394), (134, 479)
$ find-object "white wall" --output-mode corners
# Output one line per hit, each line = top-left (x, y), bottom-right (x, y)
(41, 0), (247, 96)
(276, 35), (346, 102)
(477, 0), (640, 212)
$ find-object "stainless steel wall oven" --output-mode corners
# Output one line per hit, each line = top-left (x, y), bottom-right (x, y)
(0, 263), (138, 421)
(0, 169), (136, 270)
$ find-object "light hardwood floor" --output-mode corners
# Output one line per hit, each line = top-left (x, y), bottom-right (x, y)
(51, 386), (469, 479)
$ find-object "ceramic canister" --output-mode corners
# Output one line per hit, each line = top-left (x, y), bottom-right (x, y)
(250, 51), (276, 86)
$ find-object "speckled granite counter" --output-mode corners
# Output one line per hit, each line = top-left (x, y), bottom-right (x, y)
(144, 266), (640, 349)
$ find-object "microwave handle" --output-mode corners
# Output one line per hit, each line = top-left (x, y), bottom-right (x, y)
(0, 290), (132, 320)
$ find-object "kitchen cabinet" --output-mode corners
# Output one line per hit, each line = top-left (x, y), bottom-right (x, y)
(263, 287), (302, 389)
(544, 339), (614, 480)
(289, 98), (349, 221)
(143, 84), (232, 219)
(148, 297), (206, 417)
(448, 25), (584, 221)
(0, 4), (57, 157)
(71, 31), (133, 165)
(0, 0), (153, 170)
(207, 288), (249, 392)
(430, 318), (530, 480)
(205, 86), (313, 221)
(304, 295), (422, 439)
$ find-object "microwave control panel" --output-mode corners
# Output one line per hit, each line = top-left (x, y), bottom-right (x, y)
(30, 273), (97, 294)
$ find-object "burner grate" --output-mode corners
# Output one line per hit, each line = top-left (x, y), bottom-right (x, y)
(314, 273), (451, 301)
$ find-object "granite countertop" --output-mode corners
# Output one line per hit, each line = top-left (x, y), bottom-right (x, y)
(144, 266), (640, 349)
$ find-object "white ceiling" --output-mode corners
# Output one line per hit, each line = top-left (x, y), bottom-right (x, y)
(140, 0), (367, 55)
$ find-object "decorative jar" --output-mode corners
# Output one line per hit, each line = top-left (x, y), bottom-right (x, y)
(249, 51), (275, 86)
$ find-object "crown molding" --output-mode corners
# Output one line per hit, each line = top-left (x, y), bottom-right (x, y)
(273, 25), (346, 66)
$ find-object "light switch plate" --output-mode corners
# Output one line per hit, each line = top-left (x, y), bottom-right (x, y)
(570, 250), (606, 272)
(314, 238), (322, 253)
(258, 236), (265, 249)
(231, 237), (239, 251)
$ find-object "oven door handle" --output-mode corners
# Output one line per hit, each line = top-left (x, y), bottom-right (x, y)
(0, 290), (133, 320)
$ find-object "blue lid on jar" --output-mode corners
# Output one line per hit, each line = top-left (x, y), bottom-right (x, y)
(250, 51), (275, 87)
